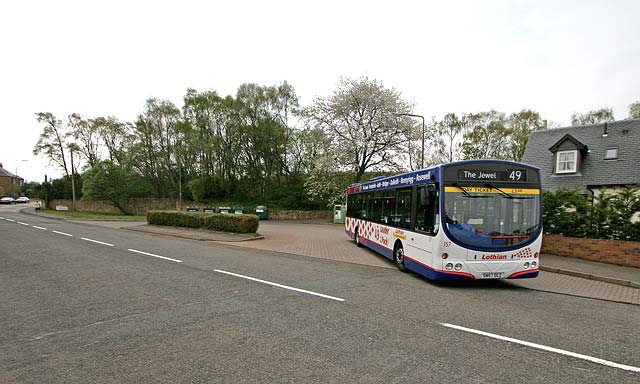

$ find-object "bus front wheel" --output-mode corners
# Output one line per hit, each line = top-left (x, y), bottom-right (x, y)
(354, 227), (363, 247)
(394, 243), (408, 272)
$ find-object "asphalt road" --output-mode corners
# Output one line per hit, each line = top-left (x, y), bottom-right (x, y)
(1, 206), (638, 383)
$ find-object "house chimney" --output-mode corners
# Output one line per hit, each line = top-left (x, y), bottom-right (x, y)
(0, 163), (3, 169)
(602, 122), (608, 137)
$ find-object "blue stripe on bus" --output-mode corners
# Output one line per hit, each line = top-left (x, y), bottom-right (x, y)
(363, 238), (394, 261)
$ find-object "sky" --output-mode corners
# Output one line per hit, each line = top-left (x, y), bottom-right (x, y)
(1, 0), (639, 182)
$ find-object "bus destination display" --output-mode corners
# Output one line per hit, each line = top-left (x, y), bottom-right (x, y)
(457, 169), (528, 182)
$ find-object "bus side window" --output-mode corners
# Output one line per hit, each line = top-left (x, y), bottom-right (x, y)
(395, 188), (412, 229)
(415, 185), (438, 235)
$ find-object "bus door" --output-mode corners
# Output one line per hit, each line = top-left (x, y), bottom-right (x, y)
(406, 184), (439, 264)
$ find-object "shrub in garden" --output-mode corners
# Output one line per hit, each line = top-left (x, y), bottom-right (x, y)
(542, 186), (640, 241)
(147, 210), (259, 233)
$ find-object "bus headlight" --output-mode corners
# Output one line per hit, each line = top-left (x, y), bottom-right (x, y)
(454, 263), (462, 271)
(524, 262), (530, 269)
(531, 261), (537, 268)
(445, 263), (453, 271)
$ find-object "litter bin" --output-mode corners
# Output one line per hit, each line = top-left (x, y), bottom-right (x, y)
(218, 206), (231, 214)
(186, 205), (199, 212)
(233, 207), (244, 214)
(333, 204), (346, 224)
(203, 207), (215, 213)
(255, 205), (268, 220)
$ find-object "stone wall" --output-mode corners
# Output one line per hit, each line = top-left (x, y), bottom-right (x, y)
(48, 198), (177, 215)
(268, 210), (331, 220)
(542, 234), (640, 268)
(46, 198), (331, 220)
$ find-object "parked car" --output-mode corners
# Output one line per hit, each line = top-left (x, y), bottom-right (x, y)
(15, 196), (30, 204)
(0, 197), (15, 204)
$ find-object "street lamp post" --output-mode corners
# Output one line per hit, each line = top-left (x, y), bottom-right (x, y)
(15, 159), (28, 197)
(396, 113), (425, 169)
(171, 161), (182, 211)
(178, 161), (182, 211)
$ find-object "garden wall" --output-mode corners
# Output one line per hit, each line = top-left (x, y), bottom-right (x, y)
(542, 234), (640, 268)
(48, 198), (177, 215)
(46, 199), (331, 220)
(268, 210), (331, 220)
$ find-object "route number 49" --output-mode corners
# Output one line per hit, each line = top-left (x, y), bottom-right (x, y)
(509, 170), (522, 181)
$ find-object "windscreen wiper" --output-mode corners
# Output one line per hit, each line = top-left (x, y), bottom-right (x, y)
(484, 183), (514, 199)
(451, 183), (472, 198)
(452, 183), (490, 198)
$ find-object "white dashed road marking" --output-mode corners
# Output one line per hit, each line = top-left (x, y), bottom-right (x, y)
(128, 249), (182, 263)
(440, 323), (640, 373)
(18, 221), (29, 226)
(52, 230), (73, 237)
(32, 226), (47, 230)
(6, 219), (15, 222)
(214, 269), (346, 302)
(81, 237), (115, 247)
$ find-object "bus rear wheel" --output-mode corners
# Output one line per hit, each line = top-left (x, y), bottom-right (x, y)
(354, 227), (363, 247)
(394, 243), (408, 272)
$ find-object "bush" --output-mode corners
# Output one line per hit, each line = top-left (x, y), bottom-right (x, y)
(147, 210), (259, 233)
(543, 186), (640, 241)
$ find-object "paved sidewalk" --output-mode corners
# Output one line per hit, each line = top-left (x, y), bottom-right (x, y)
(541, 253), (639, 288)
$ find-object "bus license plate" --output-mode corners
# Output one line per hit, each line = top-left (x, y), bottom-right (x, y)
(481, 272), (504, 279)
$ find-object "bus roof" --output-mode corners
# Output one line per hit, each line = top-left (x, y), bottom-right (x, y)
(346, 160), (539, 194)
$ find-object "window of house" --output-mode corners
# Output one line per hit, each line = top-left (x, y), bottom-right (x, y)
(604, 147), (618, 160)
(555, 150), (578, 174)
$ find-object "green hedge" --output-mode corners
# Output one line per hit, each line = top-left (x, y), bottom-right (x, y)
(147, 210), (259, 233)
(543, 186), (640, 241)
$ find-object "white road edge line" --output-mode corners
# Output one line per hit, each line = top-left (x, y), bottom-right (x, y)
(6, 219), (15, 222)
(18, 221), (30, 226)
(214, 269), (346, 302)
(32, 226), (47, 230)
(81, 237), (115, 247)
(52, 230), (73, 237)
(440, 323), (640, 373)
(128, 249), (182, 263)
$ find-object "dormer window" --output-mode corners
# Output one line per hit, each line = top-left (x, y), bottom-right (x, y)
(556, 150), (578, 173)
(549, 133), (587, 175)
(605, 147), (618, 160)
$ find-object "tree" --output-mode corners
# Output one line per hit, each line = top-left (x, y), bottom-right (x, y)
(570, 108), (614, 126)
(461, 111), (511, 160)
(306, 77), (413, 182)
(33, 112), (71, 177)
(68, 113), (101, 168)
(507, 109), (547, 161)
(437, 113), (464, 163)
(629, 101), (640, 119)
(92, 116), (133, 166)
(130, 98), (183, 197)
(82, 160), (148, 214)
